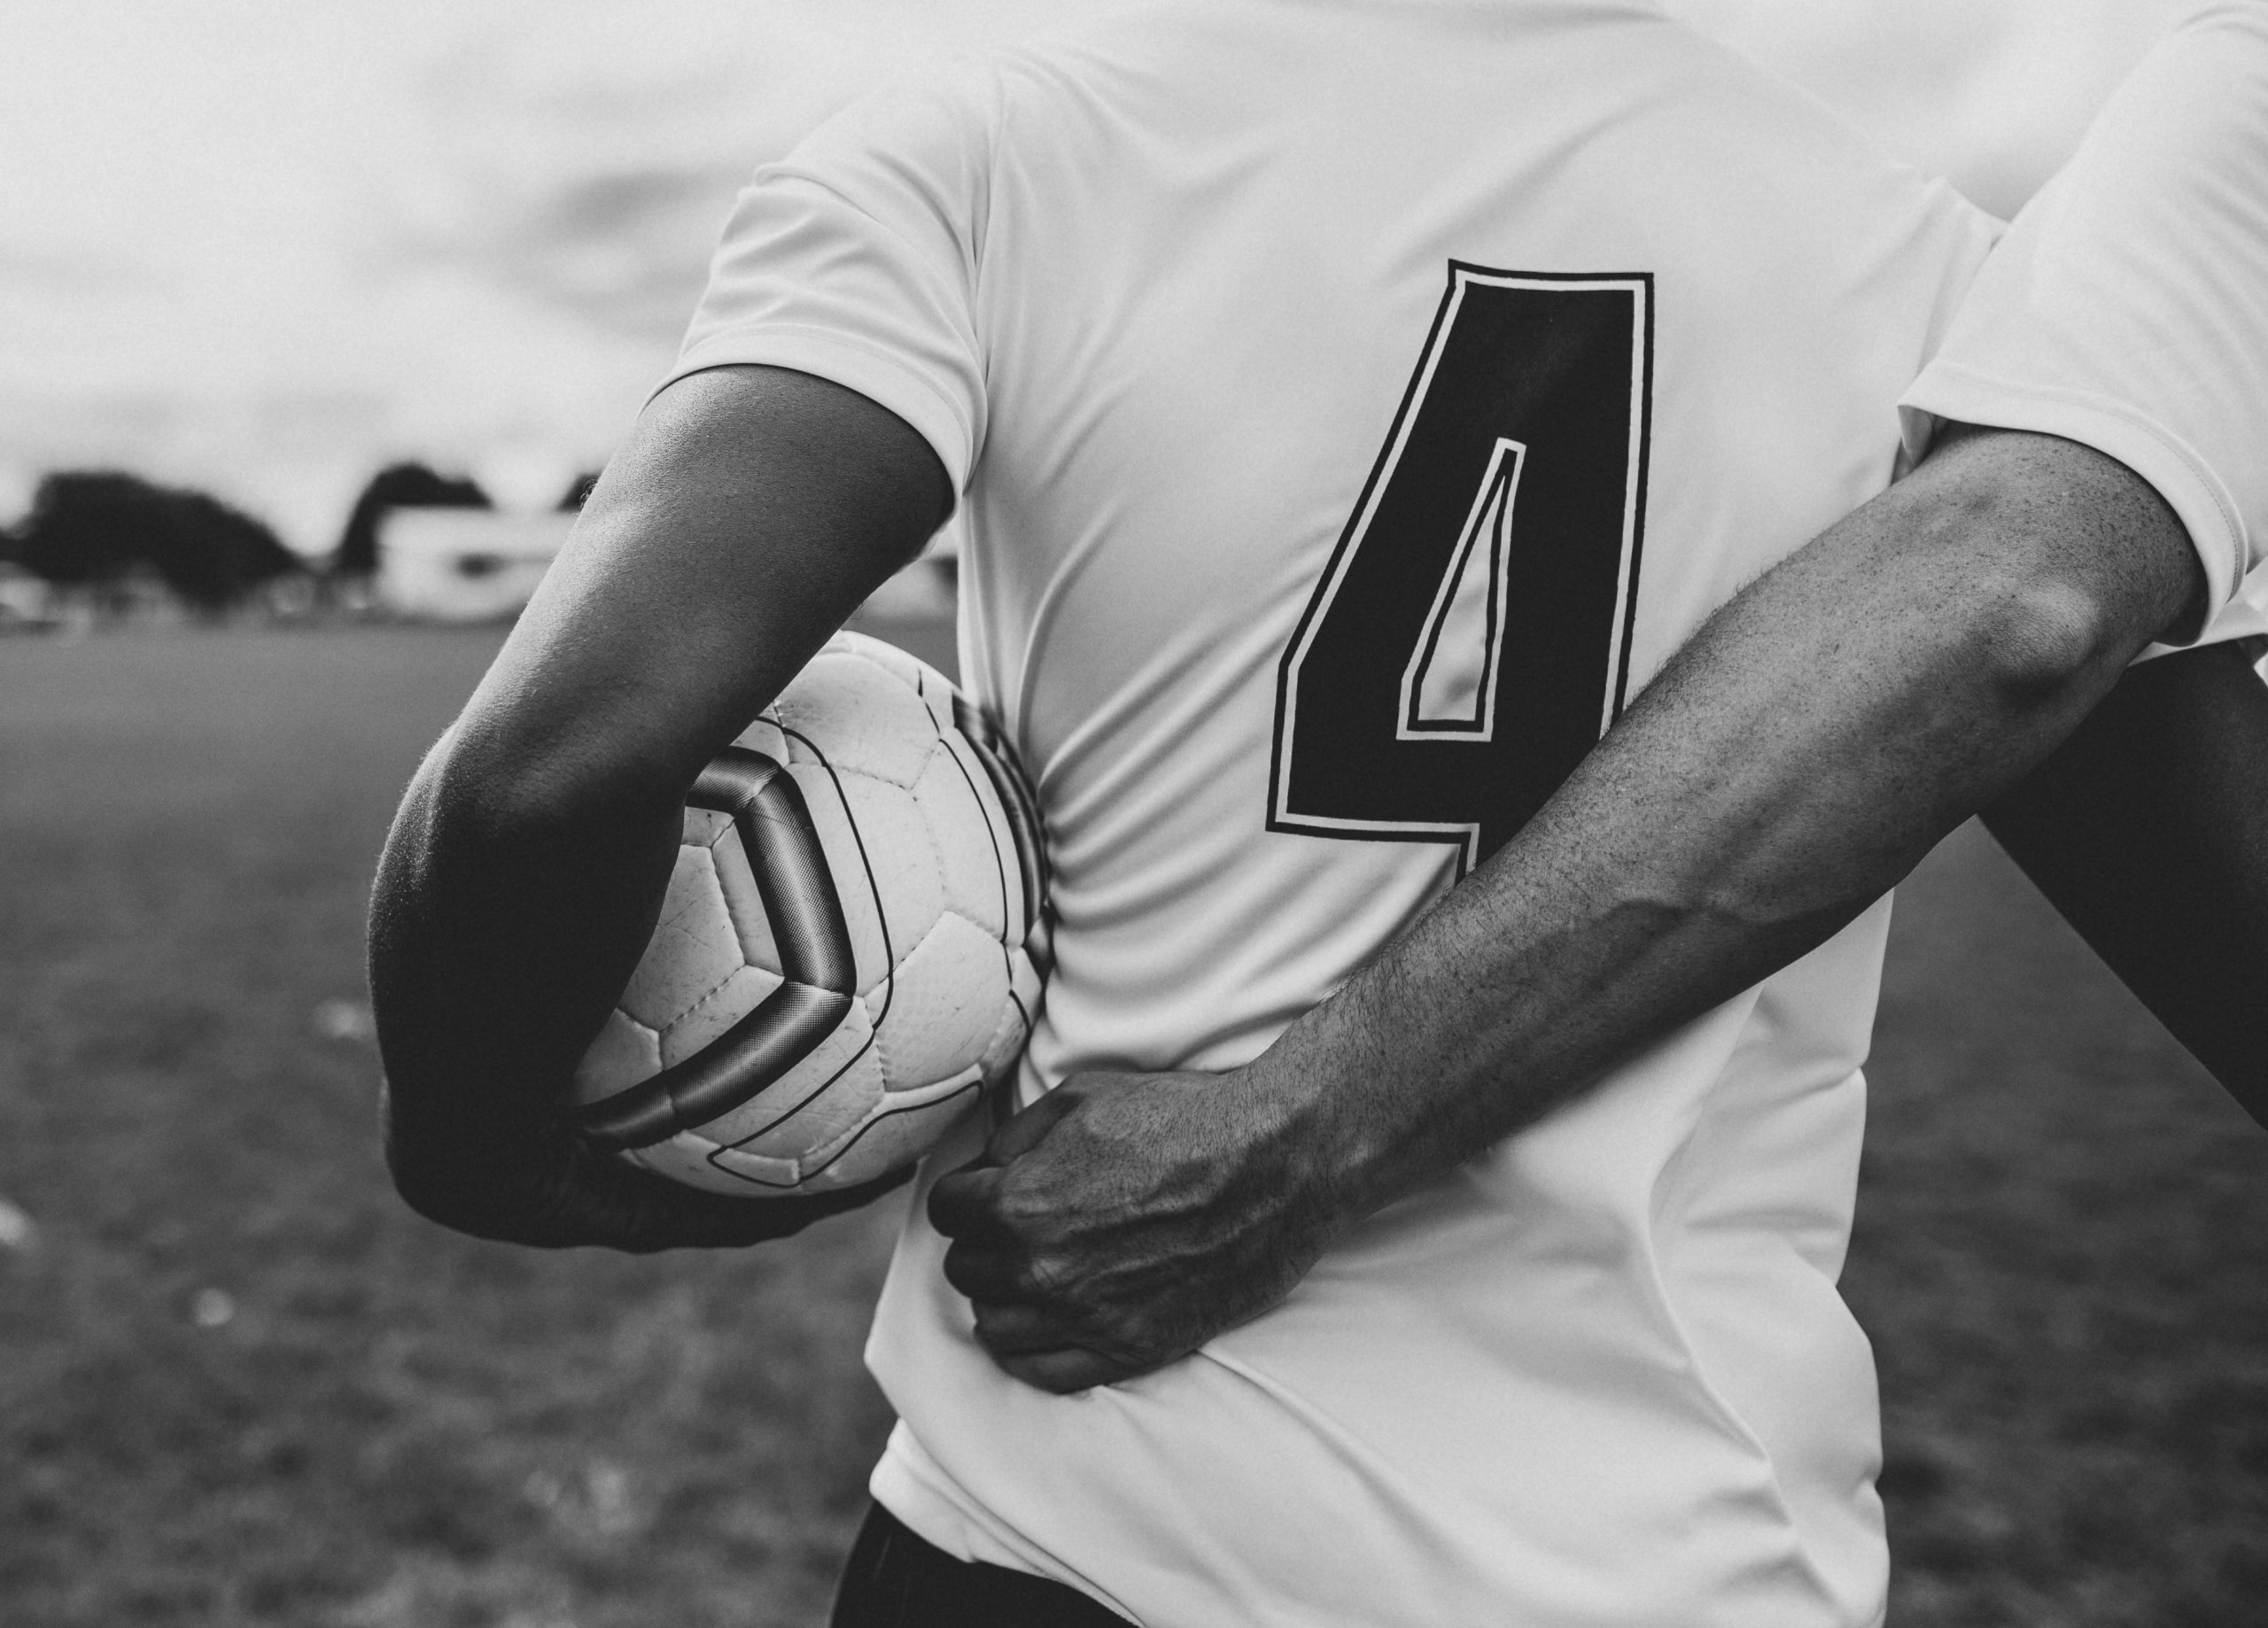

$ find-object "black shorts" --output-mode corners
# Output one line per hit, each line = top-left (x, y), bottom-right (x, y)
(830, 1502), (1130, 1627)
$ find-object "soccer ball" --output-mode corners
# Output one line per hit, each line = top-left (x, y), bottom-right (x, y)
(568, 631), (1047, 1197)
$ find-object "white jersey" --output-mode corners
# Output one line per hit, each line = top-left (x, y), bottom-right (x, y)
(1902, 1), (2268, 653)
(663, 2), (2006, 1623)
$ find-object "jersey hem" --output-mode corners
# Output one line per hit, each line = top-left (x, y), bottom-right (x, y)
(871, 1423), (1141, 1623)
(1898, 360), (2248, 648)
(651, 326), (978, 495)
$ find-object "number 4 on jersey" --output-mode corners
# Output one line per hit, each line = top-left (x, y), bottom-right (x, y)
(1269, 265), (1654, 875)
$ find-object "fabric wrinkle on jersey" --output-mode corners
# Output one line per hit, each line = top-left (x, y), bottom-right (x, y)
(656, 1), (2054, 1624)
(1900, 0), (2268, 655)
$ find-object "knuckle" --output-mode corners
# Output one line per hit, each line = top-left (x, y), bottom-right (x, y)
(1019, 1250), (1078, 1302)
(990, 1172), (1052, 1227)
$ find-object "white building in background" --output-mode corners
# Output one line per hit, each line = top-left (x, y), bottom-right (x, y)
(376, 509), (575, 622)
(0, 561), (58, 630)
(368, 504), (959, 626)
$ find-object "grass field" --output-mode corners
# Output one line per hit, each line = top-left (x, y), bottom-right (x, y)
(0, 623), (2261, 1626)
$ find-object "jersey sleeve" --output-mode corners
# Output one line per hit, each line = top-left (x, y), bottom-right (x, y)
(1899, 2), (2268, 647)
(654, 62), (999, 495)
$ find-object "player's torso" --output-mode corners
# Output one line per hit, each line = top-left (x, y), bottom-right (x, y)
(873, 4), (1997, 1623)
(951, 0), (1988, 1089)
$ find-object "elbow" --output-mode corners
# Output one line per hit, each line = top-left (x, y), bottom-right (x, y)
(378, 1086), (468, 1232)
(384, 1138), (470, 1234)
(387, 1162), (517, 1246)
(1971, 575), (2121, 709)
(380, 1094), (529, 1244)
(1895, 425), (2201, 707)
(1899, 476), (2127, 710)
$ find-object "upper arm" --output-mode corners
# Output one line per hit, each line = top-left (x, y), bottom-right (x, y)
(440, 54), (998, 825)
(443, 365), (951, 820)
(1901, 4), (2268, 640)
(445, 66), (998, 818)
(1795, 423), (2202, 686)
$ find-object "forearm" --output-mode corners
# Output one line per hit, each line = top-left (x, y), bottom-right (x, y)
(370, 735), (677, 1229)
(369, 366), (949, 1246)
(1257, 428), (2205, 1209)
(925, 428), (2206, 1392)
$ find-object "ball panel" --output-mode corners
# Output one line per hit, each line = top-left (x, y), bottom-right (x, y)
(727, 716), (789, 764)
(917, 742), (1015, 942)
(871, 911), (1014, 1089)
(797, 1067), (985, 1190)
(720, 1067), (883, 1162)
(571, 1009), (662, 1105)
(828, 628), (930, 692)
(627, 1133), (793, 1196)
(724, 1081), (881, 1162)
(682, 805), (732, 848)
(773, 652), (941, 791)
(694, 1144), (804, 1191)
(655, 962), (788, 1070)
(835, 633), (960, 741)
(844, 635), (959, 737)
(976, 949), (1043, 1085)
(706, 821), (781, 975)
(618, 844), (743, 1032)
(693, 1000), (883, 1149)
(831, 769), (945, 997)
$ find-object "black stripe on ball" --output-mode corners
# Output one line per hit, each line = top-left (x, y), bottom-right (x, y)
(949, 694), (1050, 947)
(573, 746), (857, 1151)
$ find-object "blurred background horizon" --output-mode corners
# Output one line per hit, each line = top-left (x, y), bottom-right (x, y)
(0, 0), (2223, 557)
(5, 6), (2265, 1624)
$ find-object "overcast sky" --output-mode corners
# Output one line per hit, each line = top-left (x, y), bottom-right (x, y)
(0, 0), (2213, 549)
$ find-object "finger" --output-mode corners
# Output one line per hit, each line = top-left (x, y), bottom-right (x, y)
(970, 1299), (1080, 1356)
(998, 1345), (1138, 1395)
(984, 1082), (1086, 1164)
(939, 1236), (1042, 1304)
(926, 1163), (1012, 1242)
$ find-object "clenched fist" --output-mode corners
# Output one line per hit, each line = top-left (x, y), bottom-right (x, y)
(927, 1066), (1353, 1393)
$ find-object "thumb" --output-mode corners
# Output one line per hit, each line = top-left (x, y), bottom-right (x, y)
(984, 1080), (1087, 1164)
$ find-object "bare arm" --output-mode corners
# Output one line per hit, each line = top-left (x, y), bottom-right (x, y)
(932, 426), (2206, 1392)
(370, 366), (950, 1249)
(1262, 428), (2204, 1199)
(1982, 638), (2268, 1128)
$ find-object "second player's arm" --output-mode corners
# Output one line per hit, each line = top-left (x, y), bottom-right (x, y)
(1981, 637), (2268, 1128)
(932, 425), (2207, 1392)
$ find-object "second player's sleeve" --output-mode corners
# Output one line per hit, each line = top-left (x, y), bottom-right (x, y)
(1900, 2), (2268, 648)
(655, 63), (1000, 497)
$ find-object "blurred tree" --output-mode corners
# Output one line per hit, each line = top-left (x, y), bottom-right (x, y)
(557, 471), (602, 511)
(12, 472), (302, 610)
(333, 463), (491, 578)
(160, 492), (306, 608)
(12, 473), (144, 585)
